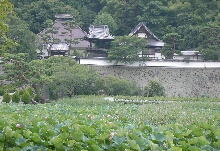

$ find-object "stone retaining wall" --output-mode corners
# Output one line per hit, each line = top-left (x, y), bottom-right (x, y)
(91, 66), (220, 98)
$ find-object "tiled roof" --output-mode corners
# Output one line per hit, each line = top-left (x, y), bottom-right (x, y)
(38, 16), (90, 49)
(49, 43), (69, 51)
(148, 39), (165, 47)
(85, 25), (114, 40)
(129, 22), (165, 47)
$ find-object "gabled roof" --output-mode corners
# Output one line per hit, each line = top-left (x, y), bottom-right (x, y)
(85, 25), (114, 40)
(129, 22), (165, 47)
(38, 14), (90, 49)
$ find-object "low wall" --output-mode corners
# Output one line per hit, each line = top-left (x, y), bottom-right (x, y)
(91, 66), (220, 98)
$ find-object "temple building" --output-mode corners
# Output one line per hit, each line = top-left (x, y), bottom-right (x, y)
(129, 22), (165, 59)
(37, 14), (90, 57)
(84, 25), (114, 57)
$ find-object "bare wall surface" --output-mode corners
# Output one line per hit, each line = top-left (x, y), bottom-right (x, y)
(91, 66), (220, 98)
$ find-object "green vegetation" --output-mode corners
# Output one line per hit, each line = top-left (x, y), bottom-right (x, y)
(33, 94), (40, 102)
(1, 1), (220, 150)
(21, 91), (30, 104)
(2, 0), (218, 60)
(11, 91), (20, 103)
(144, 80), (165, 97)
(93, 12), (117, 34)
(0, 0), (14, 54)
(0, 96), (219, 150)
(2, 53), (143, 102)
(19, 89), (24, 96)
(108, 36), (147, 64)
(0, 86), (5, 96)
(2, 93), (10, 103)
(99, 75), (140, 96)
(26, 87), (33, 97)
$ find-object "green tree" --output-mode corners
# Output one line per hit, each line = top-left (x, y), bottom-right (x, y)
(0, 0), (14, 54)
(48, 64), (100, 100)
(16, 0), (79, 34)
(76, 6), (96, 32)
(2, 53), (76, 103)
(198, 23), (220, 61)
(12, 91), (20, 103)
(144, 80), (165, 97)
(62, 20), (79, 49)
(2, 93), (11, 103)
(100, 0), (142, 35)
(161, 33), (181, 59)
(21, 91), (31, 104)
(108, 36), (147, 64)
(93, 12), (117, 34)
(99, 75), (139, 96)
(0, 86), (5, 96)
(6, 15), (37, 59)
(137, 1), (167, 37)
(26, 86), (33, 97)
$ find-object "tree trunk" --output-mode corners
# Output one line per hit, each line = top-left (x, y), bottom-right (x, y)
(32, 84), (46, 103)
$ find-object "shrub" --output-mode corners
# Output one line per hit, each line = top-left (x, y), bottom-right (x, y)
(19, 89), (24, 95)
(48, 64), (100, 100)
(3, 84), (16, 93)
(144, 80), (165, 97)
(21, 91), (31, 104)
(26, 87), (33, 96)
(2, 93), (11, 103)
(100, 75), (139, 96)
(0, 87), (5, 96)
(34, 94), (40, 102)
(12, 91), (20, 103)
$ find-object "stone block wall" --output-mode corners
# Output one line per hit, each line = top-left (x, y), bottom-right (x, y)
(91, 66), (220, 98)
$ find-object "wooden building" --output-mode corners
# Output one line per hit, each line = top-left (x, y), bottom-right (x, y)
(129, 22), (165, 59)
(84, 25), (114, 58)
(37, 14), (90, 57)
(48, 42), (70, 56)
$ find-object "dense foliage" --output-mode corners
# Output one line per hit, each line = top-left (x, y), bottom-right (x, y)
(4, 0), (219, 60)
(2, 93), (10, 103)
(0, 86), (5, 96)
(0, 0), (15, 54)
(11, 91), (20, 103)
(0, 96), (219, 150)
(48, 64), (100, 100)
(98, 75), (140, 96)
(2, 54), (77, 103)
(108, 36), (147, 64)
(21, 91), (31, 104)
(144, 81), (165, 97)
(1, 53), (140, 102)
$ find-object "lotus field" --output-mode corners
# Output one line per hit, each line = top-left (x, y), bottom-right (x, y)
(0, 96), (220, 150)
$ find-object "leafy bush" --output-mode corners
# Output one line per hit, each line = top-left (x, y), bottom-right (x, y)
(0, 87), (5, 96)
(48, 64), (100, 100)
(12, 91), (20, 103)
(3, 84), (16, 93)
(26, 87), (33, 96)
(2, 93), (10, 103)
(19, 89), (24, 95)
(34, 94), (40, 102)
(144, 80), (165, 97)
(100, 75), (140, 96)
(21, 91), (30, 104)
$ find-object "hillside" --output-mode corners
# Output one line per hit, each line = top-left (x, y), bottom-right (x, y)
(5, 0), (220, 60)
